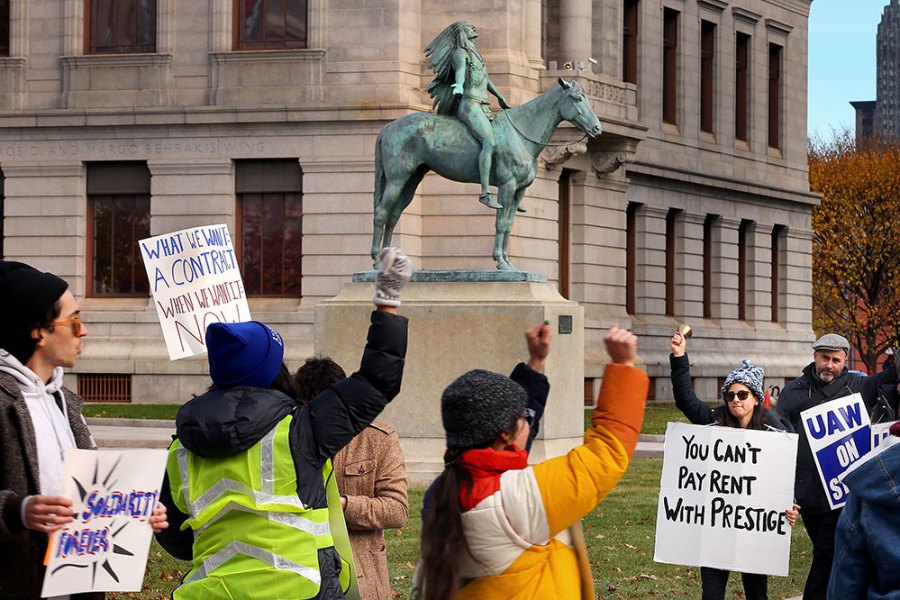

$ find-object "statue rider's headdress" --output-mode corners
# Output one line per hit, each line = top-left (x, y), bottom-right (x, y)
(425, 22), (481, 116)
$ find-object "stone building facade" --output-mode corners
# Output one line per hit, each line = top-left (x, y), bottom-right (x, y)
(0, 0), (815, 407)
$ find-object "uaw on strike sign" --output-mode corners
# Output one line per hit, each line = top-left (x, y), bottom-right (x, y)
(801, 393), (871, 509)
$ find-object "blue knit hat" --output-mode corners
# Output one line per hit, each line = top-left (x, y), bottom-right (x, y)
(721, 359), (765, 404)
(206, 321), (284, 389)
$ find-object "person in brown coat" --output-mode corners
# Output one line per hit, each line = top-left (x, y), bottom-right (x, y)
(295, 356), (409, 599)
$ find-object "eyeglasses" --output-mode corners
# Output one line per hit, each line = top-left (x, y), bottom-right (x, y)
(725, 390), (752, 403)
(51, 314), (83, 336)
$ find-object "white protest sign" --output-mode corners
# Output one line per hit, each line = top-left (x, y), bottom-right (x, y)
(872, 420), (899, 451)
(801, 393), (871, 510)
(654, 422), (798, 576)
(139, 224), (251, 360)
(42, 449), (168, 596)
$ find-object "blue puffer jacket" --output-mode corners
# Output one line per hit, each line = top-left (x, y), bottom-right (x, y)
(828, 439), (900, 600)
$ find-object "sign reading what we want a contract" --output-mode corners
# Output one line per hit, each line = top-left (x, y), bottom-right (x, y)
(140, 223), (251, 360)
(654, 422), (798, 576)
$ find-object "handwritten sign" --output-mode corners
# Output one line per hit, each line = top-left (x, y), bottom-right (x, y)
(139, 224), (251, 360)
(654, 423), (798, 576)
(42, 449), (167, 596)
(801, 393), (871, 509)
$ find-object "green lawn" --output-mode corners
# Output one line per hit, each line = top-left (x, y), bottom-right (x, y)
(108, 459), (809, 600)
(83, 404), (181, 420)
(88, 403), (689, 436)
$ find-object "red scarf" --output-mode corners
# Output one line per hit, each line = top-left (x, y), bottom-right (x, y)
(457, 446), (528, 510)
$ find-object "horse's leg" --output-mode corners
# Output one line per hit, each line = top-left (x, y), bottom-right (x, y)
(502, 188), (528, 268)
(493, 184), (519, 270)
(372, 180), (405, 268)
(383, 167), (427, 251)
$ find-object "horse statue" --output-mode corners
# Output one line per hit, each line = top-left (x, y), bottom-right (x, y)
(371, 78), (602, 270)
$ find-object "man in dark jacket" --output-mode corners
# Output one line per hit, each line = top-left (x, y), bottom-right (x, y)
(156, 247), (412, 599)
(776, 333), (900, 600)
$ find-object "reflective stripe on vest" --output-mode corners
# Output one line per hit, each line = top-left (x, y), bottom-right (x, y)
(167, 415), (333, 598)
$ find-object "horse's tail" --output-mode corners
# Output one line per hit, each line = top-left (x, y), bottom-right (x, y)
(373, 132), (386, 211)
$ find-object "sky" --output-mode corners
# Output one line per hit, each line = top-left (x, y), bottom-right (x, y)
(807, 0), (889, 140)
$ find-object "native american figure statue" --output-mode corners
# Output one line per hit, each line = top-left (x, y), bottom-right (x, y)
(425, 21), (511, 210)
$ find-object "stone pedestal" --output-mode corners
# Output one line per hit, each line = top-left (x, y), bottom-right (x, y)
(314, 271), (585, 485)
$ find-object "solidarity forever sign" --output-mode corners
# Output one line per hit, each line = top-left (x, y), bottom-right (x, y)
(140, 224), (251, 360)
(654, 423), (798, 576)
(41, 449), (168, 596)
(801, 393), (871, 510)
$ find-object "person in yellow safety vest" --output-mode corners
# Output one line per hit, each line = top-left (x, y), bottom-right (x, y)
(155, 247), (412, 600)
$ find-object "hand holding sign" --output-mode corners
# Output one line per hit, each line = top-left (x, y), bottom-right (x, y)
(23, 495), (74, 532)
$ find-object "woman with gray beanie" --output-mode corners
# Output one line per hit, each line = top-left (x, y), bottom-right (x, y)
(669, 331), (799, 600)
(415, 325), (649, 600)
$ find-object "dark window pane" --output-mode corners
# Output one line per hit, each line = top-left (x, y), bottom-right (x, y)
(90, 194), (150, 296)
(663, 8), (679, 125)
(239, 190), (302, 297)
(236, 0), (307, 50)
(88, 0), (156, 54)
(623, 0), (639, 84)
(0, 0), (10, 56)
(88, 162), (151, 296)
(735, 33), (750, 141)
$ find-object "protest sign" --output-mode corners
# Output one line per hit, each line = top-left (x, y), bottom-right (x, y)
(139, 223), (251, 360)
(42, 449), (167, 596)
(872, 420), (899, 450)
(801, 393), (871, 509)
(654, 422), (798, 576)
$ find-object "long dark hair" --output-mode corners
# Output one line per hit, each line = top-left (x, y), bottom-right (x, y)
(420, 417), (521, 599)
(420, 447), (472, 600)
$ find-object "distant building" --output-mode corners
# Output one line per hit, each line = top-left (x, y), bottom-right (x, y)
(852, 0), (899, 144)
(851, 100), (876, 146)
(877, 0), (900, 140)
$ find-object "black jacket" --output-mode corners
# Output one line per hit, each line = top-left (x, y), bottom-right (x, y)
(156, 310), (408, 599)
(776, 360), (899, 515)
(669, 354), (793, 431)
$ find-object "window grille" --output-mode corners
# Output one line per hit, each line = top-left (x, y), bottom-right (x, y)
(78, 374), (132, 403)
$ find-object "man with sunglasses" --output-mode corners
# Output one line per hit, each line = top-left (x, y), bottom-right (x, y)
(776, 333), (900, 600)
(0, 260), (123, 598)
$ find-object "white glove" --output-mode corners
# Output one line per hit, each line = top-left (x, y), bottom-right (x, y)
(373, 247), (413, 307)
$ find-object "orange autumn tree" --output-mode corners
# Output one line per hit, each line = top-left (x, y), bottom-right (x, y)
(808, 132), (900, 372)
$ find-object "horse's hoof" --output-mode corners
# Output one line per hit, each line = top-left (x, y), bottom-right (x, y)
(516, 206), (526, 213)
(479, 193), (502, 210)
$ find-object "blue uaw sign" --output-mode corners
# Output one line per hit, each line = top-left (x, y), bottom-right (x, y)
(801, 393), (871, 509)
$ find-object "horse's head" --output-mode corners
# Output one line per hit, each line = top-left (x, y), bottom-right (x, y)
(557, 78), (602, 138)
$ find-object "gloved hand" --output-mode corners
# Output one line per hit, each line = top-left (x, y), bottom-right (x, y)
(373, 247), (413, 307)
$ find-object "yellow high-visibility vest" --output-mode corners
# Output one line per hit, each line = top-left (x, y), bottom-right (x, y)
(166, 415), (353, 599)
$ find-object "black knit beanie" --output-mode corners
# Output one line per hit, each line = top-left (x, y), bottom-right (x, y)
(441, 369), (528, 449)
(0, 260), (69, 361)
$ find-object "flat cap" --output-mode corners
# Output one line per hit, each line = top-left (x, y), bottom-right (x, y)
(812, 333), (850, 353)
